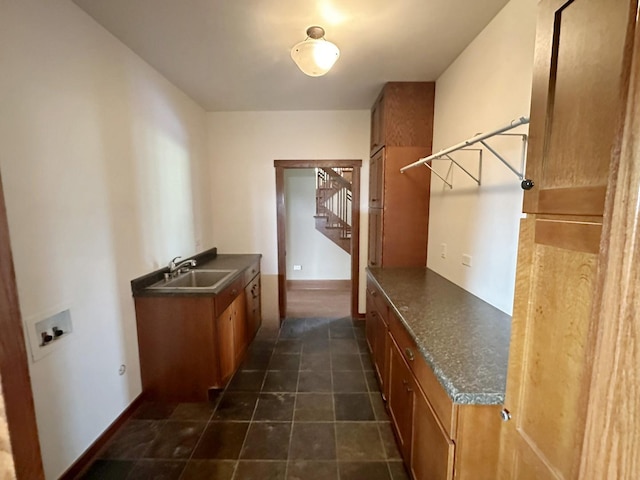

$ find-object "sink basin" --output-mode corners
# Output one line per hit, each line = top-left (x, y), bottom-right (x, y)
(149, 269), (237, 290)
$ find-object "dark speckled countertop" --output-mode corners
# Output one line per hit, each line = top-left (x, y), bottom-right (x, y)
(368, 267), (511, 405)
(131, 248), (261, 297)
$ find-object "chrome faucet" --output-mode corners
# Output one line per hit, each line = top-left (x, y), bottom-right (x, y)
(168, 256), (197, 276)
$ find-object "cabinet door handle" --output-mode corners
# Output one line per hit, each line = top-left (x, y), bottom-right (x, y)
(231, 289), (238, 296)
(370, 261), (377, 266)
(500, 408), (512, 422)
(404, 348), (414, 361)
(521, 179), (535, 190)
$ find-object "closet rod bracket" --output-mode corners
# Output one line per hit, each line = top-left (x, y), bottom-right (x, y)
(400, 116), (535, 190)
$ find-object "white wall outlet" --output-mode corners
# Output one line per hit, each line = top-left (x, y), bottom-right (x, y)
(293, 264), (302, 271)
(462, 254), (472, 267)
(440, 243), (447, 259)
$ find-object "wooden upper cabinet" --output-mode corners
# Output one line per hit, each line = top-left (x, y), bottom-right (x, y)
(368, 82), (434, 268)
(523, 0), (635, 216)
(370, 82), (435, 156)
(371, 93), (385, 155)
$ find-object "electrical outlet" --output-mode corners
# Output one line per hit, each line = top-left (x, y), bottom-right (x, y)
(462, 254), (472, 267)
(440, 243), (447, 259)
(293, 265), (302, 271)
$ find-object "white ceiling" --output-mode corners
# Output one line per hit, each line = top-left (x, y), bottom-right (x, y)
(72, 0), (510, 111)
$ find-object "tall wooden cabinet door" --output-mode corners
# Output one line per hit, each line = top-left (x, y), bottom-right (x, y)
(370, 94), (385, 155)
(498, 217), (601, 480)
(369, 148), (385, 208)
(523, 0), (635, 216)
(368, 208), (383, 267)
(411, 388), (454, 480)
(381, 147), (430, 267)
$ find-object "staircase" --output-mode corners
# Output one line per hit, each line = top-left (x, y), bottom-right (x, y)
(314, 167), (352, 254)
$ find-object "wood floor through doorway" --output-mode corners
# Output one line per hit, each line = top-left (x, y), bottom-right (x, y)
(286, 281), (351, 319)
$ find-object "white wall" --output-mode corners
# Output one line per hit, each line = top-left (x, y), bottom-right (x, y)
(284, 169), (351, 280)
(0, 1), (211, 478)
(428, 0), (537, 314)
(207, 111), (370, 320)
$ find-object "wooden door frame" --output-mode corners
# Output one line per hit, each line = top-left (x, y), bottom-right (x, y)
(275, 159), (362, 322)
(0, 172), (45, 478)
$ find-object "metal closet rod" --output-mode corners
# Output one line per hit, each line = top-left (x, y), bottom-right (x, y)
(399, 116), (530, 173)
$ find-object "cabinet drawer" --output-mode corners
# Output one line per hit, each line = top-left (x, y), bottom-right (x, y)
(243, 260), (260, 286)
(388, 311), (455, 438)
(214, 276), (244, 318)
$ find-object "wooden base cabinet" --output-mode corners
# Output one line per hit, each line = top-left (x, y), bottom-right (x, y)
(134, 264), (261, 402)
(244, 272), (262, 341)
(366, 278), (390, 399)
(217, 290), (247, 383)
(367, 272), (501, 480)
(411, 386), (455, 480)
(388, 336), (415, 462)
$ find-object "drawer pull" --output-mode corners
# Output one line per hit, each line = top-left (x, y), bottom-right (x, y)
(404, 348), (415, 361)
(231, 289), (238, 296)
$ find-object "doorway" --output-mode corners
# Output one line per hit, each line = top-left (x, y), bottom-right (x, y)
(274, 160), (361, 322)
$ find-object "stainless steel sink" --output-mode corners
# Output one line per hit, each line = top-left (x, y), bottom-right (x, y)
(149, 269), (237, 290)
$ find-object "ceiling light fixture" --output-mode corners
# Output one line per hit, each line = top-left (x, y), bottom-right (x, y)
(290, 26), (340, 77)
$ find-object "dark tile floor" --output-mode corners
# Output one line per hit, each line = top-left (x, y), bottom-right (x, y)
(80, 318), (410, 480)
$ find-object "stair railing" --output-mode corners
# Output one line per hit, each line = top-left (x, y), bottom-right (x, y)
(315, 167), (352, 239)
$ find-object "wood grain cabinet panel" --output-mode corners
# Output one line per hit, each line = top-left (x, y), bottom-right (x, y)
(523, 0), (633, 216)
(388, 337), (415, 462)
(244, 274), (261, 341)
(366, 278), (390, 397)
(369, 148), (384, 208)
(500, 218), (601, 479)
(367, 82), (434, 268)
(216, 299), (235, 383)
(367, 207), (383, 267)
(499, 0), (638, 478)
(411, 387), (455, 480)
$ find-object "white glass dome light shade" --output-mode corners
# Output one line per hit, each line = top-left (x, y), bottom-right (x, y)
(291, 26), (340, 77)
